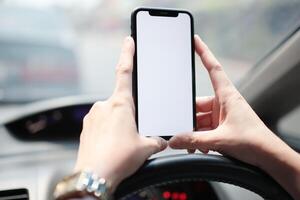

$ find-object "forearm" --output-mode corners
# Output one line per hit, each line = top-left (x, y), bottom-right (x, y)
(258, 134), (300, 199)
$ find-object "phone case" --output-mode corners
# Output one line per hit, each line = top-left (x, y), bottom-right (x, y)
(130, 7), (196, 139)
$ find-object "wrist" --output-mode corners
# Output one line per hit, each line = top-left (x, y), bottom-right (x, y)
(256, 131), (300, 198)
(257, 132), (295, 171)
(74, 162), (121, 193)
(250, 128), (288, 169)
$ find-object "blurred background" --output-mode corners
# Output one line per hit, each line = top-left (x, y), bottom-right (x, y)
(0, 0), (299, 103)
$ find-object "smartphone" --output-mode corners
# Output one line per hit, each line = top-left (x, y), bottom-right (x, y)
(131, 7), (196, 138)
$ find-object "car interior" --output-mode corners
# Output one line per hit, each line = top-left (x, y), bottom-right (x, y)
(0, 1), (300, 200)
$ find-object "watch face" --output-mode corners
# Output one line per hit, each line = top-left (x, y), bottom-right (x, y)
(54, 171), (111, 200)
(93, 178), (107, 197)
(77, 171), (93, 191)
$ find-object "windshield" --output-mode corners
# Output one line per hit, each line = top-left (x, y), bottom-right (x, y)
(0, 0), (299, 103)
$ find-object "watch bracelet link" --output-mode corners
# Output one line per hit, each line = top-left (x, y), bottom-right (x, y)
(54, 170), (113, 200)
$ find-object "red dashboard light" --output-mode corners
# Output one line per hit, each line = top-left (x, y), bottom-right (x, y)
(163, 191), (187, 200)
(163, 191), (171, 199)
(171, 192), (179, 199)
(179, 192), (187, 200)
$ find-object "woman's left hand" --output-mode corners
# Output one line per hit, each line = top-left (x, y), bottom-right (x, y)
(74, 36), (167, 192)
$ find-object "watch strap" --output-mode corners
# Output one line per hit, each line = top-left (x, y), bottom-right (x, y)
(54, 171), (112, 200)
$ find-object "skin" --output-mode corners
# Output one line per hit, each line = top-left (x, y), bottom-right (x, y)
(74, 35), (300, 199)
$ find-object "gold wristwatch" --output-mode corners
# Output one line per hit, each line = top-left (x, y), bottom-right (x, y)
(54, 170), (112, 200)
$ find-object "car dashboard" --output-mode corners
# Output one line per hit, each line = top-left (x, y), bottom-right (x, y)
(124, 181), (218, 200)
(0, 97), (263, 200)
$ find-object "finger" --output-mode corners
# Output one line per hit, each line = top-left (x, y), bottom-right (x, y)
(114, 36), (135, 94)
(198, 149), (209, 154)
(196, 96), (214, 113)
(187, 149), (196, 154)
(197, 112), (212, 129)
(194, 35), (236, 99)
(169, 131), (220, 152)
(143, 137), (167, 155)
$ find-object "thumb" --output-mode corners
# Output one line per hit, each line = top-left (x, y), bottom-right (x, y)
(169, 130), (220, 153)
(142, 137), (168, 156)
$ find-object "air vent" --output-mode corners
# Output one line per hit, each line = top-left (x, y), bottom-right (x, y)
(0, 189), (29, 200)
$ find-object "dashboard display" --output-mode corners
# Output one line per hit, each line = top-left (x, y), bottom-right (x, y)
(125, 181), (218, 200)
(5, 104), (92, 141)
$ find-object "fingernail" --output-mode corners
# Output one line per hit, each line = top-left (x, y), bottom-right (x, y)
(124, 36), (131, 43)
(194, 34), (201, 41)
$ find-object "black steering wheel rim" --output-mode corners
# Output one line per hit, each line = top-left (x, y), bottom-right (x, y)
(115, 154), (292, 200)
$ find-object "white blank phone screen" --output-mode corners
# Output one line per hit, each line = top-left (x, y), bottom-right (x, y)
(136, 11), (193, 136)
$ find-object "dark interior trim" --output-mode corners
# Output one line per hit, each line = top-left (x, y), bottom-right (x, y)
(238, 28), (300, 149)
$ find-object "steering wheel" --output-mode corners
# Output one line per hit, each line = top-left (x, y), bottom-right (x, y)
(115, 154), (292, 200)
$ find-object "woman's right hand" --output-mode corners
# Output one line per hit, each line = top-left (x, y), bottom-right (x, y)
(169, 35), (300, 199)
(169, 35), (284, 166)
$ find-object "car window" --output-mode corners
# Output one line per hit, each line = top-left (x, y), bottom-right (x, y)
(0, 0), (300, 102)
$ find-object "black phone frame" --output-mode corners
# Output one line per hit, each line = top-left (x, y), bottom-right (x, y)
(131, 7), (196, 140)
